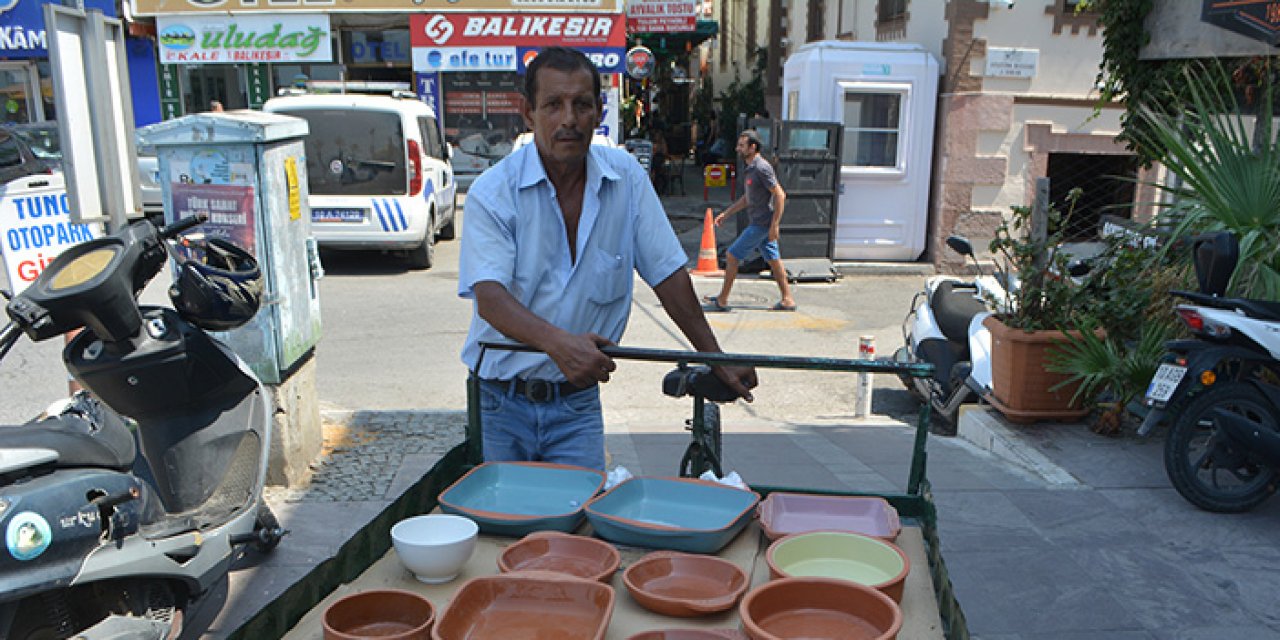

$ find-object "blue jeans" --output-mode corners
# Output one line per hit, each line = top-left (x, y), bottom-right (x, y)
(477, 378), (606, 470)
(727, 224), (781, 262)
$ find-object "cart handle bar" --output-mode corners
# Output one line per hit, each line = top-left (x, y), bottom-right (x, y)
(477, 341), (935, 378)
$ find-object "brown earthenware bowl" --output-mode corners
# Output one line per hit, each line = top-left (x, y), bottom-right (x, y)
(739, 577), (902, 640)
(322, 589), (435, 640)
(622, 551), (750, 618)
(497, 531), (621, 583)
(432, 571), (614, 640)
(626, 630), (747, 640)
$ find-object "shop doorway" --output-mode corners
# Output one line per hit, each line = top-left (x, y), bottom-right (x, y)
(182, 65), (246, 112)
(0, 62), (44, 123)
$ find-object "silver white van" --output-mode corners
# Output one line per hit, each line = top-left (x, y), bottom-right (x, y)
(263, 93), (457, 269)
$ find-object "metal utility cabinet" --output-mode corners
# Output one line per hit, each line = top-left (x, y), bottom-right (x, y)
(139, 111), (323, 485)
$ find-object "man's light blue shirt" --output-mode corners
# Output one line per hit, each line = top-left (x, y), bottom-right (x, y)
(458, 142), (687, 381)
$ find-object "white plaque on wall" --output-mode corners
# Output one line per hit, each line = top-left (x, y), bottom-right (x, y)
(984, 47), (1039, 78)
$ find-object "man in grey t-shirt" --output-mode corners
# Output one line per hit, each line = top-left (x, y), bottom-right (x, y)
(703, 130), (797, 312)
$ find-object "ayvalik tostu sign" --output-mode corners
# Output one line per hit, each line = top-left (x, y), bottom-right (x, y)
(156, 14), (332, 64)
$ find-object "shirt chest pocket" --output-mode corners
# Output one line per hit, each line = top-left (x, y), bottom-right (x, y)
(586, 248), (628, 305)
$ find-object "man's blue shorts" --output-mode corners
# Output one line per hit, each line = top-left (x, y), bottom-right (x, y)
(727, 224), (780, 262)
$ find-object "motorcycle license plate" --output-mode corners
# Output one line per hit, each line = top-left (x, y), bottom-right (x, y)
(1144, 364), (1187, 404)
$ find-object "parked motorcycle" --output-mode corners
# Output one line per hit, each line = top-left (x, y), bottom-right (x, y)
(893, 236), (1012, 428)
(1138, 231), (1280, 513)
(0, 216), (284, 638)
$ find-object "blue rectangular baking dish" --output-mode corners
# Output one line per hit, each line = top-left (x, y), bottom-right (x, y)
(439, 462), (606, 537)
(584, 477), (760, 553)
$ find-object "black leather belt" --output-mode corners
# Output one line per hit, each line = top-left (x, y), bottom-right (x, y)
(484, 378), (596, 403)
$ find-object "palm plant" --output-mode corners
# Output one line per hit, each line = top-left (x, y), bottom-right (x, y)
(1133, 61), (1280, 300)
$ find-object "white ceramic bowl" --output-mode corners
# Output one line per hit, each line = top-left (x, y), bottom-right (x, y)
(390, 514), (479, 584)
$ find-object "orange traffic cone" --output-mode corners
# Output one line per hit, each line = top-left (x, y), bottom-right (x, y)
(690, 208), (723, 276)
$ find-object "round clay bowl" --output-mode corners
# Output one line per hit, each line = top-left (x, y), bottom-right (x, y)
(739, 577), (902, 640)
(323, 589), (435, 640)
(627, 630), (747, 640)
(765, 530), (910, 602)
(497, 531), (621, 583)
(623, 551), (749, 617)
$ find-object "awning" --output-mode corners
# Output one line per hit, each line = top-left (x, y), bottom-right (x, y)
(628, 19), (718, 58)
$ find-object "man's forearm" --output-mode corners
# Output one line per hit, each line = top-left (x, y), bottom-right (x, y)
(652, 270), (722, 353)
(473, 281), (567, 352)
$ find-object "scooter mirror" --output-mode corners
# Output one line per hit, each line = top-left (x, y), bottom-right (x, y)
(946, 235), (975, 257)
(1192, 231), (1238, 297)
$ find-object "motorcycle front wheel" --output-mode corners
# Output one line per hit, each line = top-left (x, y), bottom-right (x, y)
(1165, 382), (1280, 513)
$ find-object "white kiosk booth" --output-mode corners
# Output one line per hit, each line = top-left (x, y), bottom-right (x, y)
(782, 41), (939, 261)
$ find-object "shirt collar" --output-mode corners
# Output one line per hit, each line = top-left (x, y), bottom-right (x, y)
(517, 143), (621, 190)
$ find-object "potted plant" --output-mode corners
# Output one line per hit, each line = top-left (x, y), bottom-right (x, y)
(982, 189), (1103, 424)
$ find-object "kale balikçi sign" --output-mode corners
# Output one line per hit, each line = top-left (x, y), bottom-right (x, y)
(156, 14), (332, 63)
(1202, 0), (1280, 46)
(410, 13), (626, 73)
(0, 0), (114, 58)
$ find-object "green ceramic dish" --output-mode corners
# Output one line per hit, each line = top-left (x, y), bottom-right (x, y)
(764, 530), (910, 603)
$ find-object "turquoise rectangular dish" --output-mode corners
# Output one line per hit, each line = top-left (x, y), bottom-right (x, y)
(439, 462), (606, 537)
(584, 477), (760, 553)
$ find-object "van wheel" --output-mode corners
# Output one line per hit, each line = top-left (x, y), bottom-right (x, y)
(407, 235), (434, 270)
(438, 204), (457, 241)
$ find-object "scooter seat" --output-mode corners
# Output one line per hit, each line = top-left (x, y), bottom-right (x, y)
(931, 281), (989, 343)
(0, 409), (136, 472)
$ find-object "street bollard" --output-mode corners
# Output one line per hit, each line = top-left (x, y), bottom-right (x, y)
(854, 335), (875, 418)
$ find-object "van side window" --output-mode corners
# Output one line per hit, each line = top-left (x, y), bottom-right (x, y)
(0, 135), (22, 167)
(419, 117), (444, 160)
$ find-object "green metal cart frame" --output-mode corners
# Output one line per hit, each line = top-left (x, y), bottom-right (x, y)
(229, 344), (970, 639)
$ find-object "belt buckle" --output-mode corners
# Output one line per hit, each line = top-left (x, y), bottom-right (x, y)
(524, 379), (553, 403)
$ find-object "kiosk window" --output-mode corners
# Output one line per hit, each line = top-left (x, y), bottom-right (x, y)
(841, 91), (901, 169)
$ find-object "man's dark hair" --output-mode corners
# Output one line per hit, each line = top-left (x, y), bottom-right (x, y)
(739, 129), (763, 152)
(523, 47), (601, 107)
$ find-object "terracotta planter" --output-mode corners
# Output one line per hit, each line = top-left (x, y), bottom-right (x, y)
(983, 316), (1101, 425)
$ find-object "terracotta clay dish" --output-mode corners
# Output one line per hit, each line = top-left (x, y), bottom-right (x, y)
(432, 571), (615, 640)
(739, 577), (902, 640)
(627, 630), (747, 640)
(622, 551), (750, 618)
(497, 531), (621, 583)
(322, 589), (435, 640)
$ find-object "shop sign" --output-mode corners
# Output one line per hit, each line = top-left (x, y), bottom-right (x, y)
(410, 13), (625, 49)
(349, 30), (410, 64)
(627, 0), (697, 33)
(625, 46), (655, 79)
(516, 46), (625, 74)
(131, 0), (622, 16)
(413, 46), (519, 72)
(156, 14), (331, 64)
(0, 0), (114, 58)
(1202, 0), (1280, 45)
(0, 176), (102, 294)
(415, 72), (442, 116)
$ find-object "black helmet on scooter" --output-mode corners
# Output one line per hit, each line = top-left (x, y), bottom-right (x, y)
(168, 238), (263, 331)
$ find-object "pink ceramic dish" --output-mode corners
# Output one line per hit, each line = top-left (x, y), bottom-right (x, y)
(757, 493), (901, 541)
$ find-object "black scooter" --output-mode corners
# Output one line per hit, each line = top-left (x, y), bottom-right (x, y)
(1139, 232), (1280, 513)
(0, 216), (283, 638)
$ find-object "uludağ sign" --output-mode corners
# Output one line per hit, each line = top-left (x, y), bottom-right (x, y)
(156, 14), (332, 63)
